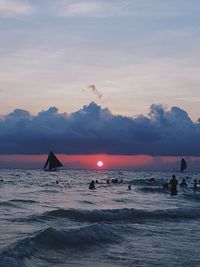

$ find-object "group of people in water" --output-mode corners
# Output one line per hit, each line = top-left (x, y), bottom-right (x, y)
(89, 174), (199, 196)
(163, 175), (199, 196)
(89, 178), (124, 190)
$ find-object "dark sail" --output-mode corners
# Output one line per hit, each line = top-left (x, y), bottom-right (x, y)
(180, 158), (187, 172)
(43, 153), (51, 170)
(44, 151), (63, 171)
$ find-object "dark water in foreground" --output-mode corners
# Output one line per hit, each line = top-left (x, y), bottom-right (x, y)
(0, 169), (200, 267)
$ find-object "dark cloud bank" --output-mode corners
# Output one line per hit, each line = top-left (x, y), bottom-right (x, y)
(0, 102), (199, 156)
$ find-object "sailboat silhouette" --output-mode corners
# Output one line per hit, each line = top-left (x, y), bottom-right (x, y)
(44, 151), (63, 171)
(180, 158), (187, 172)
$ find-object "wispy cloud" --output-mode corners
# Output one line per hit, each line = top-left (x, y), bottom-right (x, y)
(0, 0), (35, 17)
(60, 1), (104, 17)
(53, 0), (182, 18)
(55, 1), (113, 18)
(86, 85), (103, 99)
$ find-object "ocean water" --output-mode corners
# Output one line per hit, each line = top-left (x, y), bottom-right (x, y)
(0, 169), (200, 267)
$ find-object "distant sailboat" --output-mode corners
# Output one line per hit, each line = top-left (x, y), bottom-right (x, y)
(44, 151), (63, 171)
(180, 158), (187, 172)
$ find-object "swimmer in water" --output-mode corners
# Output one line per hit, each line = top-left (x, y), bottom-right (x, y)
(180, 178), (187, 188)
(89, 180), (96, 190)
(169, 175), (178, 196)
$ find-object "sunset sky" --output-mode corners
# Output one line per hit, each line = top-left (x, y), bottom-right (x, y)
(1, 0), (200, 169)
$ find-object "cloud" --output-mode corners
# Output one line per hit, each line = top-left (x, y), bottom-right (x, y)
(0, 102), (200, 156)
(59, 1), (104, 17)
(86, 85), (103, 99)
(0, 0), (34, 17)
(53, 0), (183, 18)
(55, 1), (124, 17)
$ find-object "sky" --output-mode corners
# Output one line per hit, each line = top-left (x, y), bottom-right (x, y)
(0, 0), (200, 169)
(0, 101), (200, 169)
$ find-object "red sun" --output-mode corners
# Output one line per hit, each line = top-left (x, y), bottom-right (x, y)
(97, 161), (104, 167)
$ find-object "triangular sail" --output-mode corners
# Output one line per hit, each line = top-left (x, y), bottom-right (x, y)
(49, 152), (63, 170)
(180, 158), (187, 172)
(44, 152), (63, 171)
(43, 154), (51, 170)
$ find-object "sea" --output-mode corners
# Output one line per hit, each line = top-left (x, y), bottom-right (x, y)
(0, 169), (200, 267)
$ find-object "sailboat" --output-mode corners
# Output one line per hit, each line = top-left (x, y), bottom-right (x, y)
(180, 157), (187, 172)
(43, 151), (63, 171)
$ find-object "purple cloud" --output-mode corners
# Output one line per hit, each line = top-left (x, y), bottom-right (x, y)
(0, 102), (199, 156)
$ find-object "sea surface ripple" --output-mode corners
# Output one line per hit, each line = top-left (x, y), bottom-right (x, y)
(0, 169), (200, 267)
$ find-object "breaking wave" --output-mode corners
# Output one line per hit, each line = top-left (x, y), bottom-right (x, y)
(0, 223), (119, 267)
(30, 207), (200, 222)
(34, 223), (119, 248)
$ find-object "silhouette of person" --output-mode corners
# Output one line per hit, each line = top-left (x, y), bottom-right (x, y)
(89, 180), (95, 190)
(128, 184), (132, 190)
(180, 178), (187, 188)
(169, 175), (178, 196)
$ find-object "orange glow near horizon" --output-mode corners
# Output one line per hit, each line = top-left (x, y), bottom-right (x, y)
(0, 154), (199, 170)
(0, 154), (153, 169)
(60, 154), (154, 169)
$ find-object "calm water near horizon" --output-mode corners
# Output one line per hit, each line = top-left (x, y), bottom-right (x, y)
(0, 169), (200, 267)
